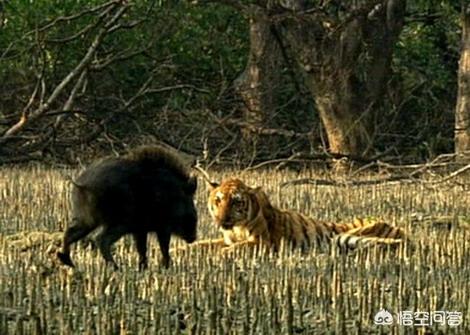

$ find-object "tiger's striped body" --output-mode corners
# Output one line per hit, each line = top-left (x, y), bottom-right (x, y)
(208, 178), (405, 250)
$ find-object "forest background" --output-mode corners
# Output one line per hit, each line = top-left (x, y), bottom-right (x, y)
(0, 0), (469, 170)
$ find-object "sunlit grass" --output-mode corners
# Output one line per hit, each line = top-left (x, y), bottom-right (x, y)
(0, 165), (469, 334)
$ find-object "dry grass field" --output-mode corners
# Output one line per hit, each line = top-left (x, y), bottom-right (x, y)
(0, 165), (469, 334)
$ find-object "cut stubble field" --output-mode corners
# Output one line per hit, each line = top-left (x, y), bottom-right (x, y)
(0, 166), (469, 334)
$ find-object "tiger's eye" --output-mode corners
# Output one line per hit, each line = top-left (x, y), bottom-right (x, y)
(214, 191), (225, 205)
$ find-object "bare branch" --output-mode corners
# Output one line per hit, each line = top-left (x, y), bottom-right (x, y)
(38, 0), (120, 32)
(195, 0), (248, 12)
(53, 69), (88, 129)
(146, 85), (211, 95)
(230, 119), (310, 138)
(207, 133), (239, 169)
(193, 164), (218, 188)
(1, 2), (129, 141)
(106, 18), (144, 34)
(242, 153), (304, 172)
(206, 109), (310, 139)
(281, 155), (470, 188)
(46, 20), (101, 44)
(3, 113), (27, 138)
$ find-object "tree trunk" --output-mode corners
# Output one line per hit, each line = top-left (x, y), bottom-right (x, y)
(455, 3), (470, 159)
(234, 6), (281, 138)
(278, 0), (406, 161)
(314, 83), (371, 157)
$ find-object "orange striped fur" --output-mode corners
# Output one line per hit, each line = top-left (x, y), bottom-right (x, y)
(205, 178), (405, 251)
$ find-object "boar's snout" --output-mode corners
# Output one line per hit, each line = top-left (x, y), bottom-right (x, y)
(184, 232), (197, 243)
(179, 207), (197, 243)
(181, 210), (197, 243)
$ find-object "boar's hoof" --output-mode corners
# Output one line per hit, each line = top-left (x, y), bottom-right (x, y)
(161, 257), (171, 269)
(57, 252), (75, 268)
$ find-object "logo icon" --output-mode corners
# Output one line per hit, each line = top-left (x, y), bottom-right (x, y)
(374, 309), (394, 325)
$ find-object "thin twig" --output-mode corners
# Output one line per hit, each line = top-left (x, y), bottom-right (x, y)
(242, 153), (304, 172)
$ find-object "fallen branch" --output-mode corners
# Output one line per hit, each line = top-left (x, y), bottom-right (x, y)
(241, 150), (399, 172)
(281, 175), (414, 188)
(431, 163), (470, 184)
(281, 160), (470, 188)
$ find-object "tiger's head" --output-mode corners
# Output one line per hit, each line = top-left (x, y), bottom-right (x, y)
(207, 178), (260, 230)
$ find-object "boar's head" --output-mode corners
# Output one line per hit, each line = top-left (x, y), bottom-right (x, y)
(161, 174), (198, 243)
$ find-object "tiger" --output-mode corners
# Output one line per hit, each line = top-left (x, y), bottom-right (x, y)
(196, 177), (406, 252)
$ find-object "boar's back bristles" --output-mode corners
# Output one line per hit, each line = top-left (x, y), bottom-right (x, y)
(125, 145), (191, 181)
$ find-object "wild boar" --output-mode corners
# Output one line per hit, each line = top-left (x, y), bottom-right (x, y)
(57, 145), (198, 269)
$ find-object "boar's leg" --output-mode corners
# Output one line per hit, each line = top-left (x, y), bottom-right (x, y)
(156, 231), (171, 269)
(57, 219), (96, 267)
(96, 225), (128, 270)
(133, 232), (148, 271)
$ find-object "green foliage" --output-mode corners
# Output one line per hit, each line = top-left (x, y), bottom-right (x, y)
(0, 1), (247, 99)
(164, 4), (247, 81)
(0, 0), (248, 152)
(0, 0), (464, 163)
(385, 2), (460, 160)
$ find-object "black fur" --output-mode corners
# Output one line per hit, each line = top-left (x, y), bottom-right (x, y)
(57, 146), (198, 270)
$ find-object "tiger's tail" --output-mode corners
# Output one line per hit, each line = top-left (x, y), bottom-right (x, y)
(334, 220), (406, 249)
(334, 234), (403, 250)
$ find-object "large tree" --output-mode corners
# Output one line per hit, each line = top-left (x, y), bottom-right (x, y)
(234, 5), (282, 137)
(218, 0), (406, 163)
(277, 0), (406, 160)
(455, 1), (470, 159)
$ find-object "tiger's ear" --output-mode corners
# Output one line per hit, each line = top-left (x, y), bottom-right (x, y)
(249, 187), (270, 206)
(199, 177), (218, 190)
(207, 180), (219, 190)
(248, 187), (264, 213)
(247, 187), (262, 201)
(249, 187), (261, 197)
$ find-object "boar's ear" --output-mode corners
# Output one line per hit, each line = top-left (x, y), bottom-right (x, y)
(187, 176), (198, 194)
